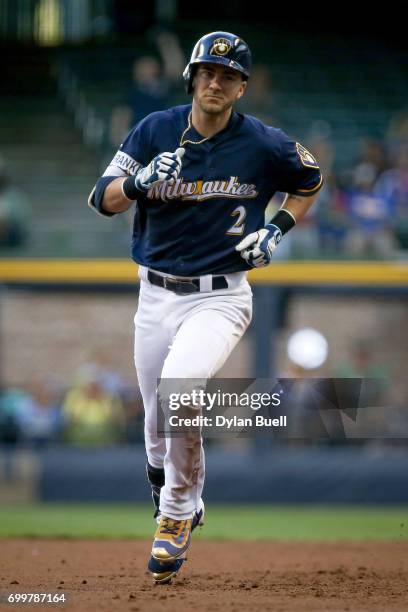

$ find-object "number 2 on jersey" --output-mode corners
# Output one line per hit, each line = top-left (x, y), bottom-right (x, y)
(226, 205), (246, 236)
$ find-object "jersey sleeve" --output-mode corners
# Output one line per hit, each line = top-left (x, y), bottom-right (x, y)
(87, 116), (152, 217)
(275, 130), (323, 197)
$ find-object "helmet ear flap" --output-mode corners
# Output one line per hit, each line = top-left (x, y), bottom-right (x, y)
(183, 64), (193, 94)
(189, 65), (198, 93)
(183, 63), (198, 94)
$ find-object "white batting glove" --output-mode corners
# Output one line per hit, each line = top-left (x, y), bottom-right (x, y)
(135, 147), (185, 191)
(236, 224), (282, 267)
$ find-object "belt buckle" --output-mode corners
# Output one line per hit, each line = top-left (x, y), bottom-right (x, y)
(163, 276), (198, 295)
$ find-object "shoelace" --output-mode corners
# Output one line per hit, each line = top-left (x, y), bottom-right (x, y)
(159, 517), (184, 536)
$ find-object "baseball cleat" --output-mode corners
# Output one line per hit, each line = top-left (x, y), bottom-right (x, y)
(152, 515), (193, 561)
(148, 554), (185, 584)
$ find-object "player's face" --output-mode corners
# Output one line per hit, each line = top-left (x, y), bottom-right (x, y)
(193, 63), (247, 115)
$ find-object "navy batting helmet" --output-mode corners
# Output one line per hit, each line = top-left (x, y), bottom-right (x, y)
(183, 31), (252, 94)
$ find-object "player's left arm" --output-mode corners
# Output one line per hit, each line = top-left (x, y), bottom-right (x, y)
(236, 135), (323, 267)
(281, 191), (319, 222)
(235, 192), (319, 267)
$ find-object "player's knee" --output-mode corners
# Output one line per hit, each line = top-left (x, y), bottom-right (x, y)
(157, 377), (207, 413)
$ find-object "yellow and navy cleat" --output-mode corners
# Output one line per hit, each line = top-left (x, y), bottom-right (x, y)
(152, 516), (193, 561)
(155, 499), (205, 530)
(148, 554), (185, 584)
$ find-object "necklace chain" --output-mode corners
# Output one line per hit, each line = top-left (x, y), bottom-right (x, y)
(179, 111), (211, 147)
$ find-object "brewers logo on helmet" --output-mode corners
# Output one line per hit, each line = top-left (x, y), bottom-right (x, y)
(211, 38), (232, 56)
(183, 31), (252, 94)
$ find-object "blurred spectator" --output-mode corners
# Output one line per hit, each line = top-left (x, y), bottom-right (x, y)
(345, 162), (398, 258)
(307, 121), (335, 173)
(315, 173), (349, 256)
(0, 382), (62, 447)
(0, 388), (25, 445)
(109, 29), (184, 146)
(76, 356), (125, 395)
(62, 370), (125, 446)
(375, 143), (408, 250)
(0, 160), (31, 248)
(154, 28), (185, 87)
(109, 56), (169, 146)
(356, 137), (389, 179)
(16, 380), (62, 447)
(70, 358), (143, 443)
(303, 124), (349, 256)
(237, 64), (279, 125)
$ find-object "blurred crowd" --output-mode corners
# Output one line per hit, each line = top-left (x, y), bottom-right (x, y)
(0, 363), (144, 448)
(1, 26), (407, 259)
(296, 112), (408, 259)
(0, 337), (405, 449)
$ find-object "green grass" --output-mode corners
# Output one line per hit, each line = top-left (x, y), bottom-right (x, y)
(0, 504), (407, 540)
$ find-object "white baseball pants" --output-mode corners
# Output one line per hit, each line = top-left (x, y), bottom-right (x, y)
(134, 265), (252, 520)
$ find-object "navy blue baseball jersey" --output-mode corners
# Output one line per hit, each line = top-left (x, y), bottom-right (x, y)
(89, 103), (323, 276)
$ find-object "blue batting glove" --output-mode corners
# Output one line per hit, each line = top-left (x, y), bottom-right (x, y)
(135, 147), (185, 191)
(235, 224), (282, 267)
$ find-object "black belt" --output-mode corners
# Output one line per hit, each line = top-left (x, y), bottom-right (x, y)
(147, 270), (228, 295)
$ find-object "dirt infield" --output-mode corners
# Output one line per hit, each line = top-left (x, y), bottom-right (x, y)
(1, 540), (407, 611)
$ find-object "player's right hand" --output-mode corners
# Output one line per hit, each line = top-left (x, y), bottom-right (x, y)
(135, 148), (185, 191)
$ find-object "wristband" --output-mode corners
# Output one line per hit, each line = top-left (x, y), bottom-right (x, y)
(122, 176), (144, 201)
(266, 209), (296, 235)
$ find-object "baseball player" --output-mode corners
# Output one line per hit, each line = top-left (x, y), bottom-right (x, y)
(88, 31), (323, 583)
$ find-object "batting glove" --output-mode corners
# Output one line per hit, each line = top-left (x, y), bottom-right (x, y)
(235, 224), (282, 267)
(135, 147), (185, 191)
